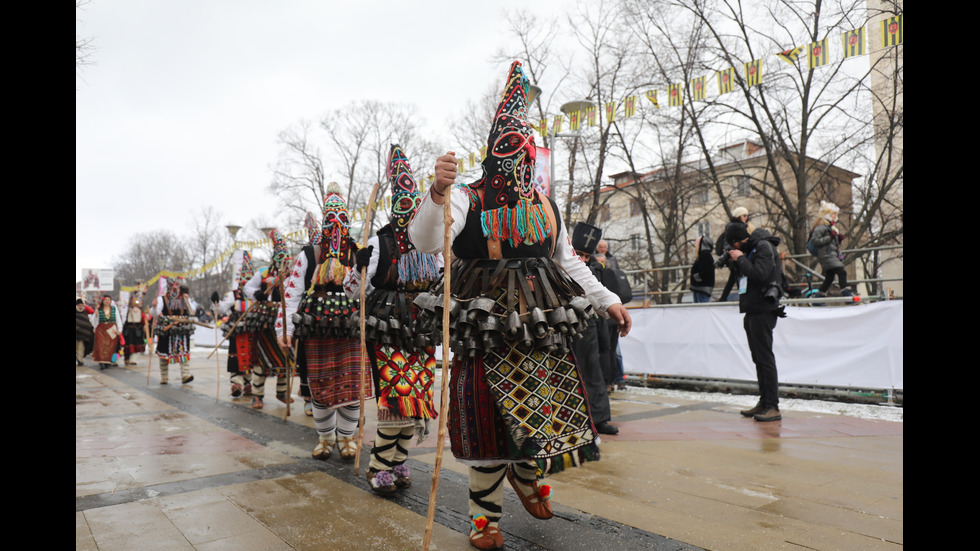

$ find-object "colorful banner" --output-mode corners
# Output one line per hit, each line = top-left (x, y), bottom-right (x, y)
(881, 15), (903, 46)
(668, 83), (683, 106)
(690, 76), (706, 101)
(624, 95), (637, 118)
(605, 100), (618, 122)
(744, 59), (762, 87)
(552, 114), (564, 135)
(716, 68), (735, 94)
(644, 89), (660, 108)
(776, 46), (804, 64)
(841, 27), (866, 58)
(81, 268), (115, 292)
(808, 38), (829, 69)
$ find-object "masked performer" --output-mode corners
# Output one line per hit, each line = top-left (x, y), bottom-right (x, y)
(122, 283), (149, 366)
(343, 145), (442, 495)
(215, 251), (257, 398)
(152, 277), (195, 384)
(280, 184), (366, 461)
(408, 61), (632, 550)
(243, 229), (294, 409)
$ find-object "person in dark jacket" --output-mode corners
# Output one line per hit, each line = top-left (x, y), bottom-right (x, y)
(690, 235), (715, 303)
(76, 297), (95, 366)
(727, 224), (786, 422)
(809, 201), (850, 297)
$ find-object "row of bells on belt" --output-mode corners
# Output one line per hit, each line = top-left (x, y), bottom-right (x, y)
(154, 317), (195, 336)
(363, 314), (428, 350)
(239, 306), (278, 332)
(413, 293), (597, 357)
(290, 310), (360, 339)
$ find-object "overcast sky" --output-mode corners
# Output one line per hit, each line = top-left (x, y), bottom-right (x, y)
(75, 0), (572, 283)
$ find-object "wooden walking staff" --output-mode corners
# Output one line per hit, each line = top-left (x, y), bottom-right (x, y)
(353, 181), (381, 476)
(145, 316), (155, 385)
(422, 169), (454, 551)
(276, 281), (296, 420)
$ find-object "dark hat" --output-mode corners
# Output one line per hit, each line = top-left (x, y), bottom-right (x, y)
(571, 222), (602, 255)
(725, 222), (750, 243)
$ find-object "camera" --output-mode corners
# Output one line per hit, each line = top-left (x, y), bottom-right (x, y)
(714, 247), (733, 269)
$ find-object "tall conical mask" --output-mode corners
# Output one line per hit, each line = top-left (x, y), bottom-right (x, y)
(387, 144), (422, 255)
(386, 144), (439, 285)
(474, 60), (551, 248)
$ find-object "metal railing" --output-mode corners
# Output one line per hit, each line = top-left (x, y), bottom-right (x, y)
(619, 244), (902, 307)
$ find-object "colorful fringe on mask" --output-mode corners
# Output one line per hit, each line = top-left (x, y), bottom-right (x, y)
(396, 249), (441, 286)
(479, 198), (552, 248)
(312, 257), (347, 287)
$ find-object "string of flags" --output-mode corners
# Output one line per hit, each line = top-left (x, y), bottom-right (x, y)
(439, 14), (903, 175)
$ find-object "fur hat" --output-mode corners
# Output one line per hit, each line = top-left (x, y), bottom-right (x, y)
(732, 206), (748, 219)
(818, 200), (840, 222)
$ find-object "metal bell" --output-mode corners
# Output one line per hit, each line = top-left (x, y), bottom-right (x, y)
(530, 307), (548, 338)
(505, 311), (522, 339)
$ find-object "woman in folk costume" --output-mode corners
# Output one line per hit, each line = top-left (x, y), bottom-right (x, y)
(91, 295), (123, 370)
(215, 251), (257, 398)
(121, 283), (149, 365)
(152, 277), (195, 384)
(343, 144), (442, 495)
(408, 61), (632, 550)
(243, 229), (295, 410)
(280, 184), (367, 461)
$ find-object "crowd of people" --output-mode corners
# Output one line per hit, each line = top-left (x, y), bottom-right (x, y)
(74, 60), (857, 550)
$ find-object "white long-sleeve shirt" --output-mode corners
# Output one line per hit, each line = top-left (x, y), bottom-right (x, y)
(407, 187), (621, 311)
(341, 234), (446, 301)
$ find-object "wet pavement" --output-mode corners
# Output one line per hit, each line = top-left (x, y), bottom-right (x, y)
(77, 349), (902, 551)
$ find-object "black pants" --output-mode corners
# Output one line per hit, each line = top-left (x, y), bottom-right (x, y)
(819, 266), (848, 293)
(743, 312), (779, 408)
(573, 318), (611, 425)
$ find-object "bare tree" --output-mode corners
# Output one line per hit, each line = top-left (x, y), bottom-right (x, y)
(76, 0), (95, 88)
(186, 206), (235, 301)
(112, 231), (192, 289)
(269, 120), (330, 219)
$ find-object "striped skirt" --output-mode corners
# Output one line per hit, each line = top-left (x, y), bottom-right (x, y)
(305, 337), (370, 409)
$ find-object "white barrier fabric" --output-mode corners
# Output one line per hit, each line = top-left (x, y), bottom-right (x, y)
(619, 300), (903, 390)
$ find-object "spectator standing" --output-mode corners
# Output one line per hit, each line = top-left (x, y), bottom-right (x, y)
(690, 235), (715, 303)
(809, 201), (851, 297)
(726, 223), (786, 422)
(716, 207), (754, 301)
(571, 223), (618, 436)
(76, 297), (95, 366)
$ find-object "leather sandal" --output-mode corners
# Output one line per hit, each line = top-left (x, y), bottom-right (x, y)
(312, 439), (334, 460)
(366, 469), (397, 496)
(251, 397), (264, 409)
(506, 466), (553, 519)
(468, 517), (503, 551)
(338, 437), (357, 461)
(230, 383), (243, 397)
(304, 400), (313, 417)
(276, 391), (294, 404)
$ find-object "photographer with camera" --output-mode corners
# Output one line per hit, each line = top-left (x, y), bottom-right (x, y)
(726, 223), (787, 422)
(715, 207), (754, 301)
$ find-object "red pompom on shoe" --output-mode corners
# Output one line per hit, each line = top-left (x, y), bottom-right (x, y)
(538, 484), (552, 501)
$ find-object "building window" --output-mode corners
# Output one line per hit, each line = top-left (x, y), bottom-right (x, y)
(733, 175), (751, 197)
(630, 233), (641, 251)
(693, 184), (710, 205)
(697, 221), (711, 240)
(629, 199), (641, 217)
(598, 205), (611, 224)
